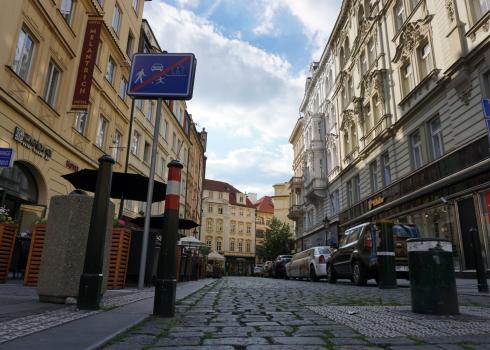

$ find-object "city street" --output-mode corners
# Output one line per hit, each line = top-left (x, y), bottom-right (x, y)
(104, 277), (490, 350)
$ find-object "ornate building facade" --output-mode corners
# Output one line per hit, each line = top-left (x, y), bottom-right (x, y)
(293, 0), (490, 271)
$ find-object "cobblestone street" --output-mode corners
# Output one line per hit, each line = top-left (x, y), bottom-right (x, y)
(104, 277), (490, 350)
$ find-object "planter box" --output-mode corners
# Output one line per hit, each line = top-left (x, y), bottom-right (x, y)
(24, 224), (47, 287)
(0, 224), (17, 283)
(107, 228), (132, 289)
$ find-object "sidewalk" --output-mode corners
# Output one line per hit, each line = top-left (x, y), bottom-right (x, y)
(0, 278), (216, 350)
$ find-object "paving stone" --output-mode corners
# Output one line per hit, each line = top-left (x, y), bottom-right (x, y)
(279, 319), (314, 326)
(202, 337), (269, 346)
(246, 346), (326, 350)
(245, 321), (280, 326)
(389, 346), (447, 350)
(153, 337), (201, 347)
(151, 347), (235, 350)
(329, 337), (369, 345)
(271, 336), (326, 345)
(170, 326), (218, 333)
(367, 337), (418, 346)
(167, 331), (205, 338)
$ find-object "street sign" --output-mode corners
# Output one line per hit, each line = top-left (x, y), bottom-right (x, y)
(127, 53), (196, 100)
(482, 99), (490, 143)
(0, 148), (14, 168)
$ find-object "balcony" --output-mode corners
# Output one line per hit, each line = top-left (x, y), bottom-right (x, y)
(360, 114), (391, 151)
(289, 176), (302, 190)
(343, 146), (359, 168)
(303, 176), (327, 201)
(288, 204), (304, 220)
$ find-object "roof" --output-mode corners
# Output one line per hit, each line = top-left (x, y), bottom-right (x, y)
(254, 196), (274, 214)
(204, 179), (255, 208)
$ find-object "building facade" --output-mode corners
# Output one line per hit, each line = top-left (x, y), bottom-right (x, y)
(294, 0), (490, 272)
(0, 0), (146, 231)
(254, 195), (274, 264)
(202, 179), (256, 275)
(272, 182), (295, 230)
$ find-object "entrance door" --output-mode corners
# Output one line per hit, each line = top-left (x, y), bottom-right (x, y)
(457, 197), (479, 270)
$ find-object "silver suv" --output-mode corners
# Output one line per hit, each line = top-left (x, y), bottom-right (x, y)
(286, 246), (332, 281)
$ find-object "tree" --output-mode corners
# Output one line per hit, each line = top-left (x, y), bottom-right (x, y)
(256, 217), (293, 261)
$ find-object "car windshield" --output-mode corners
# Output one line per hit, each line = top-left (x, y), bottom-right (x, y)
(317, 247), (330, 254)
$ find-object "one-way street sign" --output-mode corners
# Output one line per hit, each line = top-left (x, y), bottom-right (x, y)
(127, 53), (196, 100)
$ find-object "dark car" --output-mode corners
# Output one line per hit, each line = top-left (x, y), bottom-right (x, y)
(272, 255), (292, 278)
(326, 222), (419, 286)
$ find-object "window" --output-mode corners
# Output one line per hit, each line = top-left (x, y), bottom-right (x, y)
(112, 130), (122, 161)
(119, 77), (127, 100)
(160, 156), (166, 177)
(132, 0), (139, 12)
(246, 241), (251, 253)
(472, 0), (490, 21)
(247, 210), (251, 217)
(218, 206), (223, 214)
(347, 180), (354, 207)
(330, 190), (339, 214)
(381, 152), (392, 186)
(131, 131), (140, 155)
(418, 42), (433, 78)
(401, 61), (415, 97)
(112, 4), (121, 34)
(12, 28), (35, 83)
(96, 42), (102, 66)
(106, 57), (115, 84)
(126, 32), (134, 58)
(231, 221), (236, 233)
(409, 0), (419, 11)
(135, 99), (144, 111)
(208, 191), (214, 199)
(143, 141), (150, 162)
(394, 0), (406, 32)
(172, 132), (177, 151)
(369, 160), (379, 193)
(239, 209), (243, 216)
(216, 220), (223, 233)
(266, 218), (271, 225)
(238, 241), (243, 252)
(146, 101), (154, 121)
(364, 103), (372, 132)
(360, 52), (367, 75)
(410, 129), (424, 169)
(208, 204), (213, 213)
(96, 116), (108, 148)
(97, 0), (104, 7)
(43, 60), (61, 108)
(354, 175), (361, 203)
(246, 223), (251, 233)
(162, 119), (169, 140)
(60, 0), (74, 24)
(238, 222), (244, 233)
(218, 192), (223, 199)
(74, 110), (88, 134)
(206, 239), (212, 248)
(350, 123), (358, 149)
(206, 218), (213, 232)
(367, 38), (375, 65)
(231, 207), (235, 216)
(429, 116), (444, 159)
(230, 240), (235, 251)
(216, 240), (222, 252)
(373, 94), (381, 123)
(239, 196), (243, 203)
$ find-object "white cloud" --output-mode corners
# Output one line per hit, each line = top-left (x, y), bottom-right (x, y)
(176, 0), (200, 8)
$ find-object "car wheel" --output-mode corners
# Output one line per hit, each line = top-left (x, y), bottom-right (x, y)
(309, 266), (319, 282)
(327, 263), (337, 283)
(352, 261), (368, 286)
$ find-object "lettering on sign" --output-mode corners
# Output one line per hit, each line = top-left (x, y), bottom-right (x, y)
(72, 19), (102, 108)
(368, 196), (384, 210)
(13, 127), (53, 160)
(65, 160), (79, 172)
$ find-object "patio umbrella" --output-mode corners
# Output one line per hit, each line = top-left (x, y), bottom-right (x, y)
(207, 251), (225, 261)
(178, 236), (204, 247)
(62, 169), (167, 202)
(130, 215), (200, 230)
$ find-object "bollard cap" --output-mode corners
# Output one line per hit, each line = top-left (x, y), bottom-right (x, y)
(99, 154), (116, 164)
(168, 159), (183, 169)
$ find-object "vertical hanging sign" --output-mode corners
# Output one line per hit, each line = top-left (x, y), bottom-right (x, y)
(72, 19), (102, 109)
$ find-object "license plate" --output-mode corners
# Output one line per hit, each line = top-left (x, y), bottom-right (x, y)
(396, 266), (409, 272)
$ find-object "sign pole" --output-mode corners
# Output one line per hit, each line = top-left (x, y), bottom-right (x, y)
(138, 98), (162, 289)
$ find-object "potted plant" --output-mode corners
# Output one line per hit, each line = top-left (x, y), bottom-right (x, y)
(0, 207), (17, 283)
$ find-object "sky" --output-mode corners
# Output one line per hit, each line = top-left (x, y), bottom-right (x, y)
(143, 0), (342, 197)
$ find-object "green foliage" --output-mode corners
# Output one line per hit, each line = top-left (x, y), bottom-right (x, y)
(0, 206), (15, 224)
(198, 244), (211, 256)
(256, 217), (293, 261)
(35, 218), (48, 225)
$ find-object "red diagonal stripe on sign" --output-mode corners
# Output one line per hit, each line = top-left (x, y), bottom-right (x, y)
(131, 56), (191, 93)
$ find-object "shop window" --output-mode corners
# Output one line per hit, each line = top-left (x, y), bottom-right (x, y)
(106, 56), (115, 84)
(112, 130), (122, 161)
(381, 152), (392, 186)
(410, 129), (424, 169)
(74, 110), (88, 134)
(96, 116), (108, 148)
(143, 141), (150, 163)
(12, 27), (35, 82)
(369, 160), (379, 193)
(131, 131), (140, 155)
(43, 60), (61, 108)
(60, 0), (74, 24)
(119, 77), (127, 100)
(428, 116), (444, 159)
(112, 4), (121, 35)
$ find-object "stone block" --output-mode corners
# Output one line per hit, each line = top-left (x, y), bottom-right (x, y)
(37, 194), (114, 303)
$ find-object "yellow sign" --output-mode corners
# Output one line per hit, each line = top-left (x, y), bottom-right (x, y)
(368, 196), (384, 210)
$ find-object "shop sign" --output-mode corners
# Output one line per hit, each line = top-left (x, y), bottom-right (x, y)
(13, 127), (52, 160)
(0, 148), (14, 168)
(72, 19), (102, 109)
(65, 160), (79, 172)
(368, 196), (385, 210)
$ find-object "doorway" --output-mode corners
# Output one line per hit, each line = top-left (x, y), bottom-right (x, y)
(457, 197), (480, 270)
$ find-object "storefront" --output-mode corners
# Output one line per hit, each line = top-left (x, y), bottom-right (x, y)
(225, 256), (255, 276)
(339, 136), (490, 272)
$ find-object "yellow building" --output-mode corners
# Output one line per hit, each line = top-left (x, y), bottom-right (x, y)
(202, 179), (256, 275)
(272, 182), (295, 231)
(254, 196), (274, 264)
(0, 0), (145, 230)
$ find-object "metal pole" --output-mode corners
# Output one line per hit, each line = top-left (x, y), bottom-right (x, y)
(118, 99), (136, 218)
(78, 155), (115, 310)
(469, 228), (489, 293)
(378, 221), (397, 289)
(154, 159), (183, 317)
(138, 98), (162, 289)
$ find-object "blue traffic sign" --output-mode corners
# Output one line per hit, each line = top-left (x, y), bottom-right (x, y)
(0, 148), (14, 168)
(483, 99), (490, 119)
(127, 53), (196, 99)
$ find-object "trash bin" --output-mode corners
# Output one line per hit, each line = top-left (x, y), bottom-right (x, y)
(407, 238), (459, 315)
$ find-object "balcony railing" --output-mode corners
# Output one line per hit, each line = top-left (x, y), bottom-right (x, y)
(289, 176), (302, 188)
(343, 146), (359, 168)
(361, 114), (391, 150)
(288, 204), (304, 220)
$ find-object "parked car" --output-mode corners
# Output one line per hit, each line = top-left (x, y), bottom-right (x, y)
(286, 246), (332, 281)
(263, 261), (274, 277)
(326, 223), (419, 286)
(253, 265), (264, 277)
(272, 255), (292, 278)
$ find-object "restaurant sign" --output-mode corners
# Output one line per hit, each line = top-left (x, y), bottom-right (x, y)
(13, 126), (52, 160)
(368, 196), (384, 210)
(72, 19), (102, 109)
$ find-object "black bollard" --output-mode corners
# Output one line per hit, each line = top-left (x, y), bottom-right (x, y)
(378, 221), (397, 289)
(154, 160), (183, 317)
(469, 228), (489, 293)
(77, 155), (115, 310)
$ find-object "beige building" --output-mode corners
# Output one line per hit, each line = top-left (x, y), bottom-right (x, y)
(202, 179), (256, 275)
(0, 0), (145, 231)
(272, 183), (295, 233)
(254, 196), (274, 264)
(296, 0), (490, 272)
